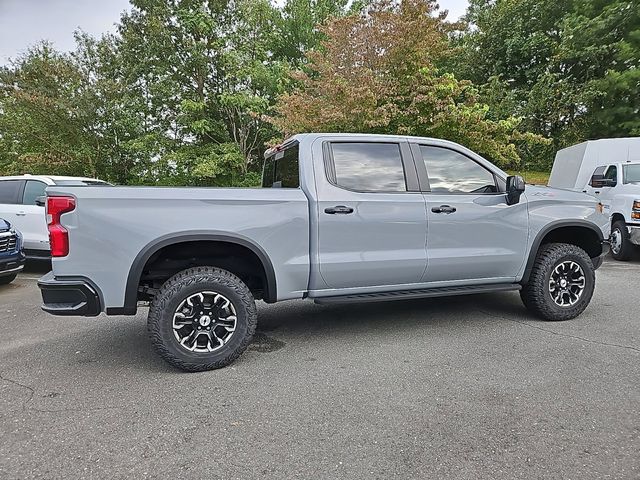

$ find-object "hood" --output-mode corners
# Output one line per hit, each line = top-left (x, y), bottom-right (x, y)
(0, 218), (11, 233)
(525, 184), (599, 203)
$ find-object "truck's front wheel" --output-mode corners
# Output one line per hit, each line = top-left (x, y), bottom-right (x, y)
(520, 243), (595, 321)
(147, 267), (257, 372)
(610, 220), (633, 261)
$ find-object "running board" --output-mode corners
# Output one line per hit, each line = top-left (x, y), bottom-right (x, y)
(313, 284), (521, 305)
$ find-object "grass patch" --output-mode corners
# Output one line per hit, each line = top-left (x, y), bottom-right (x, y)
(507, 170), (550, 185)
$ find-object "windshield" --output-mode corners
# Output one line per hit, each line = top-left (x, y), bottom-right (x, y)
(623, 164), (640, 184)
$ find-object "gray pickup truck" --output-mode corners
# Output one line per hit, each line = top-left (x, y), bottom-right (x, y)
(39, 134), (609, 371)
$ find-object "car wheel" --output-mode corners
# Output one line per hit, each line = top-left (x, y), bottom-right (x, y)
(147, 266), (257, 372)
(520, 243), (595, 321)
(0, 273), (17, 285)
(610, 220), (633, 261)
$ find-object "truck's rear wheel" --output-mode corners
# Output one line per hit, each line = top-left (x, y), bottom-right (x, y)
(520, 243), (595, 321)
(147, 267), (257, 372)
(610, 220), (633, 261)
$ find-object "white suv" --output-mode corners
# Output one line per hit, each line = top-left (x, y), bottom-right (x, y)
(0, 175), (109, 258)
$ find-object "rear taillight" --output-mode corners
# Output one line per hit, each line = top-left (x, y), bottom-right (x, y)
(47, 196), (76, 257)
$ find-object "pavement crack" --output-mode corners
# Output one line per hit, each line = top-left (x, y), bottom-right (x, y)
(0, 372), (123, 414)
(479, 310), (640, 354)
(0, 371), (35, 410)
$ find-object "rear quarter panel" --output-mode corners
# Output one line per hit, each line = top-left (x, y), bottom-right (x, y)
(46, 186), (310, 309)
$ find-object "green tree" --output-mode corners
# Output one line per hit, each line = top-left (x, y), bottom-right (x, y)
(0, 43), (106, 177)
(272, 0), (545, 168)
(456, 0), (640, 169)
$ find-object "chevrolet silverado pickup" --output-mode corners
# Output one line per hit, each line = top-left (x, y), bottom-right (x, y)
(39, 134), (610, 371)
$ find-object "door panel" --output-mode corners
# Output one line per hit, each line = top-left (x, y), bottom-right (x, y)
(316, 141), (428, 289)
(318, 193), (428, 288)
(18, 180), (49, 251)
(415, 144), (528, 283)
(422, 193), (528, 282)
(0, 180), (25, 239)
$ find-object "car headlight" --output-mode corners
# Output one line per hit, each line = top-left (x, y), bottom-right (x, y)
(633, 200), (640, 210)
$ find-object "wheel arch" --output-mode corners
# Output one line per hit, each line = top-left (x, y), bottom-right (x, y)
(521, 220), (604, 285)
(113, 232), (277, 315)
(611, 212), (626, 225)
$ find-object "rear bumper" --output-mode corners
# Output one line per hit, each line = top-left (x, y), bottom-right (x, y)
(38, 271), (101, 316)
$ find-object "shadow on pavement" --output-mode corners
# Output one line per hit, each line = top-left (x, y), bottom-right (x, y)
(52, 291), (527, 373)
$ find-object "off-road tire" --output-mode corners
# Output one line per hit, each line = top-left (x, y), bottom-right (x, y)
(610, 220), (634, 261)
(0, 273), (17, 285)
(520, 243), (595, 321)
(147, 267), (257, 372)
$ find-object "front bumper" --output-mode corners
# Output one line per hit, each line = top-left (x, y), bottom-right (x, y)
(629, 224), (640, 246)
(38, 271), (101, 316)
(592, 240), (610, 270)
(0, 251), (26, 277)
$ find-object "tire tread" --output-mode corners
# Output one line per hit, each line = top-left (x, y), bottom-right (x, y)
(147, 266), (257, 372)
(520, 243), (595, 321)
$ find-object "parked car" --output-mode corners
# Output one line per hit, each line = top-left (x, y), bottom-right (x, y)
(38, 133), (609, 371)
(548, 137), (640, 260)
(0, 175), (109, 258)
(0, 218), (25, 285)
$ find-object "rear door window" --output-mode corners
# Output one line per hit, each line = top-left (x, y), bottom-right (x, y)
(328, 142), (407, 192)
(0, 180), (24, 204)
(22, 180), (47, 205)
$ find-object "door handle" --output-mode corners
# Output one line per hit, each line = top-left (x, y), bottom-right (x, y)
(16, 211), (27, 216)
(431, 205), (456, 214)
(324, 205), (354, 215)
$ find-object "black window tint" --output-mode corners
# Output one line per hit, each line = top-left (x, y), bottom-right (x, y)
(0, 180), (24, 204)
(330, 143), (406, 192)
(262, 156), (276, 188)
(22, 180), (47, 205)
(420, 146), (496, 194)
(262, 143), (299, 188)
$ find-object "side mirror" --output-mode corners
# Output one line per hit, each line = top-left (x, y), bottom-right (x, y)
(506, 175), (525, 205)
(591, 177), (616, 188)
(35, 196), (46, 207)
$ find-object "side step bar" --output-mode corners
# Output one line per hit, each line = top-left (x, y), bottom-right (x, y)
(314, 283), (521, 305)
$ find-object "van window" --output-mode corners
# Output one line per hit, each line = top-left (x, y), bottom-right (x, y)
(604, 166), (617, 185)
(0, 180), (24, 204)
(623, 164), (640, 184)
(22, 180), (47, 205)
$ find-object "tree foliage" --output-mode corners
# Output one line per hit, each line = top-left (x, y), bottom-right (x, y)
(272, 0), (545, 167)
(456, 0), (640, 170)
(1, 0), (637, 181)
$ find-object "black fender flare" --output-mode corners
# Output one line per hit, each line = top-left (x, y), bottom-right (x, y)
(108, 231), (277, 315)
(521, 220), (605, 285)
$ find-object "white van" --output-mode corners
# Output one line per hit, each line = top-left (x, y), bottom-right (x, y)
(0, 175), (109, 258)
(548, 138), (640, 260)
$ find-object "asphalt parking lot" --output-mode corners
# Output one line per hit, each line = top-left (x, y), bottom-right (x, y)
(0, 259), (639, 480)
